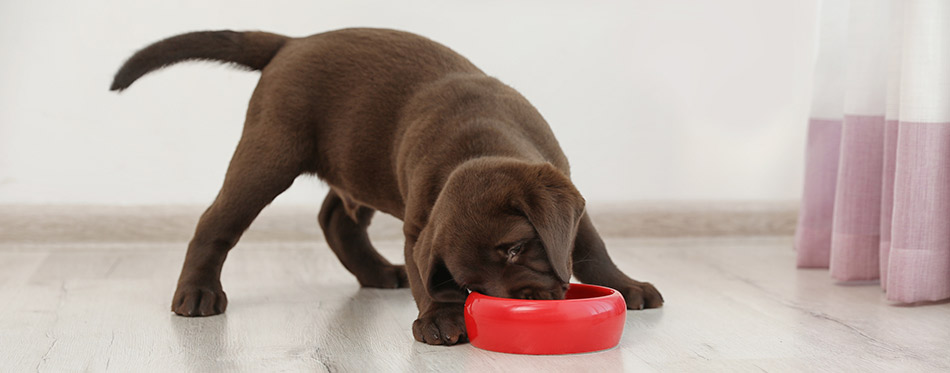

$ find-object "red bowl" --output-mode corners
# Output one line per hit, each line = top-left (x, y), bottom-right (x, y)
(464, 283), (626, 355)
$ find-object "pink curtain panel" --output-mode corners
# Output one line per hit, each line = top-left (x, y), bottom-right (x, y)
(795, 0), (950, 304)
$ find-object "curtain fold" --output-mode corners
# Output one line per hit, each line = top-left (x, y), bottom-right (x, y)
(795, 0), (950, 304)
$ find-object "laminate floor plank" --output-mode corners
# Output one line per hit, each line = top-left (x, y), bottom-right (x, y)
(1, 237), (947, 372)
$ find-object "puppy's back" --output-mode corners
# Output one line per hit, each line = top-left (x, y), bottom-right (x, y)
(256, 29), (488, 209)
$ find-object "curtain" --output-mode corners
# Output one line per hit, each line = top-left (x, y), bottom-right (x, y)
(795, 0), (950, 304)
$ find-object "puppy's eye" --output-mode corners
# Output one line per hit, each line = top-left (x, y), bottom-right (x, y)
(507, 243), (524, 258)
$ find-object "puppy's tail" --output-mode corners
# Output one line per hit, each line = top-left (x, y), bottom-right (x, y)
(110, 30), (289, 91)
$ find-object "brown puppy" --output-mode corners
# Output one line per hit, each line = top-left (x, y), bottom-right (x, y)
(111, 28), (663, 345)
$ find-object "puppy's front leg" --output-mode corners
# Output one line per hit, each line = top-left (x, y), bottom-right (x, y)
(572, 214), (664, 310)
(404, 238), (467, 345)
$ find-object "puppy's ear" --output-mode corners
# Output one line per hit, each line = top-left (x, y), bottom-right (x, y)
(414, 226), (468, 303)
(515, 163), (586, 283)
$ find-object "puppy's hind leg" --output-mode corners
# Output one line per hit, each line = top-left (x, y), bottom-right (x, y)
(172, 127), (304, 317)
(572, 214), (664, 310)
(318, 190), (409, 288)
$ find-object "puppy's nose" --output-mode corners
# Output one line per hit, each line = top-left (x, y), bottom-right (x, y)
(516, 288), (565, 300)
(469, 285), (487, 295)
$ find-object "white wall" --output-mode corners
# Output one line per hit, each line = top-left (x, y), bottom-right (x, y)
(0, 0), (818, 206)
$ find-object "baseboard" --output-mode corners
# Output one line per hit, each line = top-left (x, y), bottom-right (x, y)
(0, 202), (798, 245)
(587, 201), (798, 238)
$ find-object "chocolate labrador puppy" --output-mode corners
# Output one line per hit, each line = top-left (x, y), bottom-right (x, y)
(111, 28), (662, 345)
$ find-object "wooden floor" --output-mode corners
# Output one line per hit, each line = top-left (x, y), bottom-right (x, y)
(2, 216), (949, 371)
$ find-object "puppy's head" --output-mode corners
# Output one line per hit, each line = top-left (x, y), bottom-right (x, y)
(413, 158), (585, 303)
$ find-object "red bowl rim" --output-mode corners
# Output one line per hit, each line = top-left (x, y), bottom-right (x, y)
(466, 283), (620, 304)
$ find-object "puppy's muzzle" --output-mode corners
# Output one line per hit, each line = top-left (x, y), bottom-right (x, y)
(513, 283), (569, 300)
(469, 283), (568, 301)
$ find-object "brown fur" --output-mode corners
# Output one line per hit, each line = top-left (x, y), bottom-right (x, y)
(111, 28), (662, 346)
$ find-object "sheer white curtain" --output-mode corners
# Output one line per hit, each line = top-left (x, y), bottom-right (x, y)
(796, 0), (950, 303)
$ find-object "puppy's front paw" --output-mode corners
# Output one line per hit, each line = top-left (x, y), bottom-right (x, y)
(619, 281), (663, 310)
(412, 305), (467, 345)
(172, 281), (228, 317)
